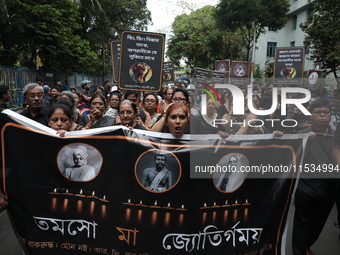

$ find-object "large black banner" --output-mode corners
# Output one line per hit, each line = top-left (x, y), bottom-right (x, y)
(1, 111), (307, 255)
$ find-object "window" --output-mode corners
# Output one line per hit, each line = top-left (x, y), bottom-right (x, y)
(268, 27), (277, 32)
(292, 15), (297, 30)
(290, 41), (295, 47)
(267, 42), (277, 57)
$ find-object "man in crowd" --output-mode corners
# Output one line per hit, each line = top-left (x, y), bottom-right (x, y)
(20, 83), (49, 126)
(292, 98), (336, 255)
(80, 80), (91, 105)
(141, 154), (172, 192)
(0, 85), (11, 111)
(103, 80), (111, 96)
(48, 85), (61, 107)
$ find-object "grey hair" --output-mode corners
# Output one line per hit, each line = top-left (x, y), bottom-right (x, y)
(23, 83), (43, 96)
(60, 91), (76, 108)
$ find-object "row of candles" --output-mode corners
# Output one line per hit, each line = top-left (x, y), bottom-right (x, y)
(49, 188), (109, 202)
(49, 188), (108, 218)
(122, 199), (251, 210)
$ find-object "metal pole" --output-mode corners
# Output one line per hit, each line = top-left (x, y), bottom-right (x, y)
(250, 25), (257, 86)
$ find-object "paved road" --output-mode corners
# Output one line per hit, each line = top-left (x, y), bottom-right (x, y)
(1, 206), (340, 254)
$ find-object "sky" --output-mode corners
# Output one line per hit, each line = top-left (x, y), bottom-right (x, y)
(146, 0), (219, 39)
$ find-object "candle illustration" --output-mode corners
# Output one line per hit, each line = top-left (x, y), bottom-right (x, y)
(125, 208), (131, 222)
(242, 199), (251, 206)
(51, 197), (57, 212)
(162, 202), (174, 210)
(222, 200), (230, 207)
(232, 199), (240, 206)
(150, 200), (161, 209)
(244, 208), (249, 222)
(164, 212), (171, 226)
(87, 191), (98, 199)
(137, 209), (143, 223)
(223, 210), (229, 225)
(233, 209), (238, 222)
(151, 211), (158, 225)
(202, 212), (207, 225)
(122, 199), (134, 206)
(176, 204), (187, 211)
(99, 195), (109, 202)
(212, 211), (217, 224)
(77, 200), (83, 214)
(62, 189), (72, 196)
(136, 200), (147, 207)
(200, 203), (208, 210)
(75, 189), (85, 197)
(101, 204), (106, 218)
(90, 201), (95, 216)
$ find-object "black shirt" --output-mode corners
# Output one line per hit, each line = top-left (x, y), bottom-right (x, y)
(20, 106), (49, 126)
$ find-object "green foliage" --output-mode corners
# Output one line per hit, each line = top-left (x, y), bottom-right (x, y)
(0, 0), (151, 75)
(166, 5), (241, 69)
(215, 0), (289, 61)
(300, 0), (340, 86)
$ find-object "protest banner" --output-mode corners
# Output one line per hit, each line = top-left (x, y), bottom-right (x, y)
(215, 60), (230, 72)
(211, 71), (229, 85)
(230, 62), (250, 88)
(119, 31), (165, 92)
(274, 47), (305, 85)
(162, 62), (175, 84)
(192, 68), (211, 87)
(0, 110), (306, 255)
(110, 41), (121, 83)
(305, 70), (323, 90)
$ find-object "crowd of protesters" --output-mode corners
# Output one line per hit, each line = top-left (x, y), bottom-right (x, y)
(1, 76), (340, 255)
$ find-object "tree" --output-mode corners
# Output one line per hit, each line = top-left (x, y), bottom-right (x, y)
(300, 0), (340, 87)
(0, 0), (151, 75)
(167, 5), (241, 70)
(214, 0), (289, 61)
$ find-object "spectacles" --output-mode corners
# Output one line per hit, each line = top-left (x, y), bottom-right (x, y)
(27, 93), (43, 99)
(119, 110), (134, 115)
(145, 99), (156, 103)
(313, 110), (330, 115)
(172, 98), (186, 102)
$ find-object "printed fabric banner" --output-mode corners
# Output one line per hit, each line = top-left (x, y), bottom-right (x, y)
(0, 111), (307, 255)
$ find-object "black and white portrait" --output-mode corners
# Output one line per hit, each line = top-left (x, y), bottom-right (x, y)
(233, 64), (247, 77)
(135, 149), (181, 193)
(213, 153), (249, 193)
(57, 143), (102, 181)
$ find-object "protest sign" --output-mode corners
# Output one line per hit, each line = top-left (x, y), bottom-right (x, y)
(119, 31), (165, 92)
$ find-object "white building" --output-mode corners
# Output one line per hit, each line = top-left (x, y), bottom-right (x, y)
(255, 0), (314, 72)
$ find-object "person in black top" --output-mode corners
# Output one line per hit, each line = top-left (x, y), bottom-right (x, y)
(20, 83), (49, 126)
(292, 99), (336, 255)
(0, 85), (10, 111)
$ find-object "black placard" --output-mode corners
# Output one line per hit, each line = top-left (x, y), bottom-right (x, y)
(274, 47), (305, 85)
(119, 31), (165, 92)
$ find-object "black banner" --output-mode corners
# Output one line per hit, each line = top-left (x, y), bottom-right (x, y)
(274, 47), (305, 85)
(162, 62), (175, 83)
(119, 31), (165, 92)
(1, 111), (306, 255)
(110, 41), (121, 83)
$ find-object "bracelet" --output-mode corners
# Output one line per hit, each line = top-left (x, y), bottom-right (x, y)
(84, 126), (90, 129)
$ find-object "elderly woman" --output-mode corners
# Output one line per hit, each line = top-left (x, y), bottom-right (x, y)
(63, 145), (96, 181)
(117, 100), (146, 130)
